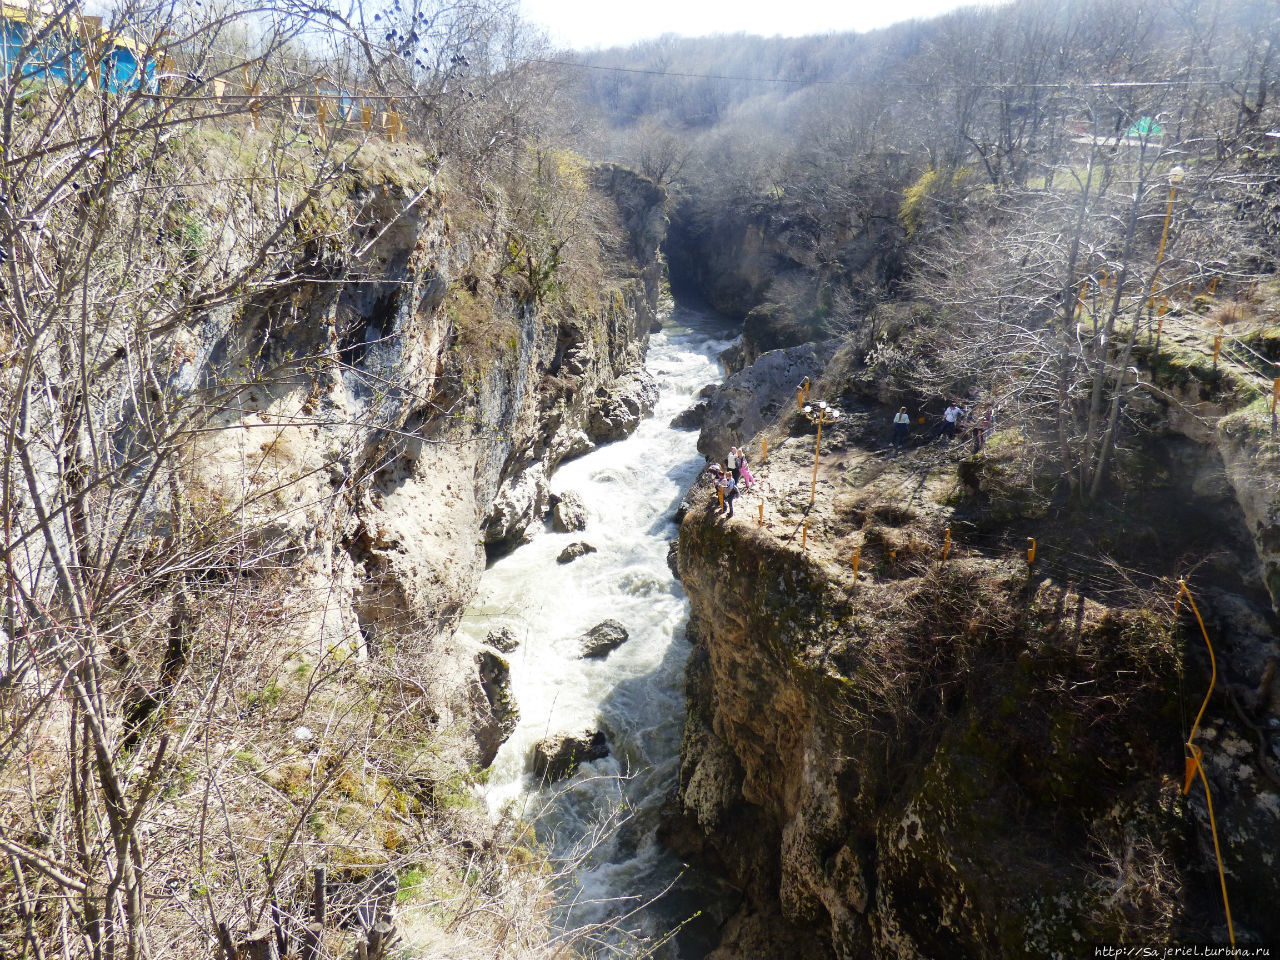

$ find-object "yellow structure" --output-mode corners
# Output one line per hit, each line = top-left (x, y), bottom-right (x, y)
(801, 400), (841, 504)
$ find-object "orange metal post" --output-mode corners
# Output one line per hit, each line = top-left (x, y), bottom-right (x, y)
(1026, 537), (1036, 565)
(852, 545), (861, 580)
(757, 503), (763, 526)
(809, 418), (823, 504)
(1150, 179), (1179, 298)
(941, 527), (951, 561)
(761, 438), (767, 462)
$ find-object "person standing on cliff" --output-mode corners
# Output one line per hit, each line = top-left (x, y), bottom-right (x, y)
(719, 474), (738, 518)
(737, 449), (754, 489)
(941, 402), (963, 441)
(973, 407), (994, 452)
(726, 446), (739, 482)
(892, 407), (910, 450)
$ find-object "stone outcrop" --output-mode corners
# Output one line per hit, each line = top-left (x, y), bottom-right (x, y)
(183, 158), (667, 768)
(577, 620), (630, 659)
(552, 491), (588, 533)
(484, 463), (550, 549)
(698, 340), (837, 457)
(670, 399), (709, 429)
(671, 405), (1280, 956)
(588, 368), (660, 442)
(485, 627), (519, 652)
(473, 651), (518, 767)
(557, 541), (597, 564)
(1217, 411), (1280, 613)
(531, 730), (610, 782)
(665, 189), (905, 358)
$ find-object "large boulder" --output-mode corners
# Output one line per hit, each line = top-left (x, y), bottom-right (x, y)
(698, 340), (838, 458)
(578, 619), (629, 659)
(485, 626), (519, 653)
(670, 399), (709, 430)
(552, 490), (588, 532)
(531, 730), (610, 782)
(473, 651), (518, 767)
(557, 541), (597, 564)
(588, 369), (659, 442)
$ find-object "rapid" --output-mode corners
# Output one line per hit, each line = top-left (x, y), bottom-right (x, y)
(457, 302), (739, 956)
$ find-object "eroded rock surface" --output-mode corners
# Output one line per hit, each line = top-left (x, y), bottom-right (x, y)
(672, 414), (1280, 956)
(531, 730), (609, 782)
(671, 399), (709, 429)
(588, 369), (660, 442)
(557, 541), (597, 564)
(698, 340), (837, 457)
(577, 619), (630, 659)
(485, 627), (519, 653)
(484, 464), (550, 550)
(473, 651), (518, 767)
(552, 491), (588, 533)
(184, 164), (667, 769)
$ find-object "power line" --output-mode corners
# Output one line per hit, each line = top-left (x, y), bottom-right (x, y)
(529, 56), (1248, 92)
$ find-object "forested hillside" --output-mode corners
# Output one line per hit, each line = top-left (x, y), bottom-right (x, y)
(562, 0), (1280, 498)
(558, 0), (1280, 955)
(3, 0), (1279, 956)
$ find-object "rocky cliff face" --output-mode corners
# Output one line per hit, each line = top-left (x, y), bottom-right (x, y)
(189, 153), (666, 767)
(669, 372), (1280, 956)
(665, 186), (905, 361)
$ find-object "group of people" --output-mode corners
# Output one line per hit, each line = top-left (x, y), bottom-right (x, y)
(707, 446), (754, 518)
(892, 401), (995, 452)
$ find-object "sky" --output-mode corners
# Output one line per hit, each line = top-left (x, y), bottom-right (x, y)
(519, 0), (1004, 50)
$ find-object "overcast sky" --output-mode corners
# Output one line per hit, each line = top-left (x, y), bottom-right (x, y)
(519, 0), (1007, 50)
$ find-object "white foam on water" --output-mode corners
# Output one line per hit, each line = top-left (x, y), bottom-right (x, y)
(457, 304), (738, 955)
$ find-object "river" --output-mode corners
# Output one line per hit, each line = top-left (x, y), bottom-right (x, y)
(457, 301), (739, 957)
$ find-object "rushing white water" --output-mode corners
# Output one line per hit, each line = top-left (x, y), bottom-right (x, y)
(458, 302), (738, 956)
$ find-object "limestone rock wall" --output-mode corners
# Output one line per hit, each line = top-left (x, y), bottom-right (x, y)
(184, 161), (666, 766)
(671, 420), (1280, 957)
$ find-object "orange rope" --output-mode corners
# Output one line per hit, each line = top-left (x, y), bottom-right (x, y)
(1177, 580), (1235, 946)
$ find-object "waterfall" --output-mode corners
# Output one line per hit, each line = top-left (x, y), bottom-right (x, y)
(459, 302), (738, 957)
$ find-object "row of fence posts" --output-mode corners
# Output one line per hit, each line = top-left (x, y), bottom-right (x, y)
(183, 66), (407, 142)
(1080, 272), (1224, 310)
(215, 867), (397, 960)
(1100, 273), (1279, 408)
